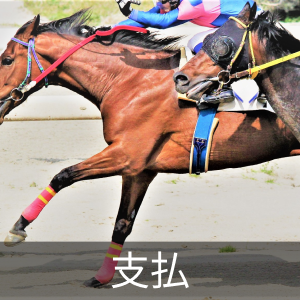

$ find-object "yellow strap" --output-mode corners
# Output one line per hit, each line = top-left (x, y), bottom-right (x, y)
(248, 31), (255, 67)
(228, 16), (300, 80)
(38, 194), (48, 205)
(249, 51), (300, 74)
(178, 92), (197, 103)
(229, 30), (248, 67)
(110, 243), (122, 251)
(106, 253), (119, 259)
(179, 47), (187, 69)
(46, 186), (56, 196)
(229, 16), (248, 28)
(248, 30), (258, 79)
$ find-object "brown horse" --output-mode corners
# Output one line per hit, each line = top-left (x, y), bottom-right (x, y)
(173, 2), (300, 143)
(0, 10), (299, 287)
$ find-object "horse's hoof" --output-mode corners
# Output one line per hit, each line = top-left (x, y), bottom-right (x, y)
(83, 277), (104, 288)
(4, 231), (27, 247)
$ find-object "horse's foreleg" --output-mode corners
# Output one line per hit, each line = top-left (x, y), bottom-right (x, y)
(4, 144), (130, 247)
(84, 170), (157, 288)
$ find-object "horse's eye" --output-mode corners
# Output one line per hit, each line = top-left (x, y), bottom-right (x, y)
(2, 58), (13, 66)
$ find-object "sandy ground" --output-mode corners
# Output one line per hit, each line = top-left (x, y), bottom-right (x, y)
(1, 120), (300, 243)
(1, 120), (300, 299)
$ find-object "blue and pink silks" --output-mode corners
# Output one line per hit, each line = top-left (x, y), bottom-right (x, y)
(117, 0), (260, 53)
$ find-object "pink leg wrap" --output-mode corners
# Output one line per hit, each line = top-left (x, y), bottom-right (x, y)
(95, 242), (123, 284)
(22, 185), (56, 222)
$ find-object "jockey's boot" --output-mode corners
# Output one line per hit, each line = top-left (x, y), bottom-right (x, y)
(200, 88), (234, 105)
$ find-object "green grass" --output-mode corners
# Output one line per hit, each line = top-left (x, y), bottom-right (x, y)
(24, 0), (153, 25)
(260, 162), (276, 176)
(242, 174), (257, 181)
(165, 179), (178, 184)
(0, 23), (22, 27)
(189, 174), (201, 178)
(283, 16), (300, 23)
(243, 163), (278, 183)
(165, 176), (185, 184)
(265, 179), (275, 184)
(24, 1), (300, 25)
(219, 245), (236, 253)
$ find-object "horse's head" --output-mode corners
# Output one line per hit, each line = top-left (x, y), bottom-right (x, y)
(0, 16), (42, 124)
(174, 2), (258, 99)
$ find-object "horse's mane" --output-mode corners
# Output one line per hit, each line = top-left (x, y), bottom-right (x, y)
(19, 9), (181, 51)
(251, 11), (300, 57)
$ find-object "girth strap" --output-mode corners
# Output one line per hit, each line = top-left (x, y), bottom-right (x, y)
(190, 107), (219, 174)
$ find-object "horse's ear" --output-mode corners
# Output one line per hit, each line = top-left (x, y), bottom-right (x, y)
(31, 15), (40, 36)
(20, 15), (40, 38)
(237, 2), (252, 23)
(249, 2), (257, 21)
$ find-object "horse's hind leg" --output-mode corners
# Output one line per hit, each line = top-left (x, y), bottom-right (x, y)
(84, 170), (157, 288)
(4, 144), (131, 246)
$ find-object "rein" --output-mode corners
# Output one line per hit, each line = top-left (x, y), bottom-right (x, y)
(1, 25), (148, 104)
(215, 16), (300, 86)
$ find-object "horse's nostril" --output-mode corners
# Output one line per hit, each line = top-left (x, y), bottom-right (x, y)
(177, 75), (188, 81)
(173, 72), (189, 85)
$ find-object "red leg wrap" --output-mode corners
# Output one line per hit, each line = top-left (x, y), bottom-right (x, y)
(95, 241), (123, 284)
(22, 185), (56, 222)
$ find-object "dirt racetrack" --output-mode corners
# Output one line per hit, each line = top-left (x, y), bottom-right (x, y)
(1, 119), (300, 242)
(2, 120), (300, 300)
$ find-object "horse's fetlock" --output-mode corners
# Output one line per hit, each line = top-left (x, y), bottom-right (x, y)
(12, 215), (29, 233)
(114, 219), (130, 232)
(112, 219), (133, 243)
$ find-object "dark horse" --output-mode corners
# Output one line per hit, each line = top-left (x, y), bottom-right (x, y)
(0, 10), (300, 287)
(174, 2), (300, 143)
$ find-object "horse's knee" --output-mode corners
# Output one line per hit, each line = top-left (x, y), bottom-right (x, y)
(50, 166), (75, 192)
(112, 219), (133, 244)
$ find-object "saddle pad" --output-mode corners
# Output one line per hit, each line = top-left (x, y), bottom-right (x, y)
(217, 97), (275, 113)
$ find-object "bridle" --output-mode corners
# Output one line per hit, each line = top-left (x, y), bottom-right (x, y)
(0, 25), (148, 104)
(218, 17), (257, 84)
(1, 37), (49, 103)
(202, 16), (257, 90)
(206, 16), (300, 90)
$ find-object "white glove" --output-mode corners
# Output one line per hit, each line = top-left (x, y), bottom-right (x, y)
(115, 0), (141, 17)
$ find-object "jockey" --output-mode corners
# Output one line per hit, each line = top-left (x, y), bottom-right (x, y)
(115, 0), (261, 54)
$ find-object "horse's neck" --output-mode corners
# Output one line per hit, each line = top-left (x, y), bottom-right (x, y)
(37, 34), (180, 108)
(259, 51), (300, 141)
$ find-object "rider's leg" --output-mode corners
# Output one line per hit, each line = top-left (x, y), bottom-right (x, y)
(187, 28), (218, 54)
